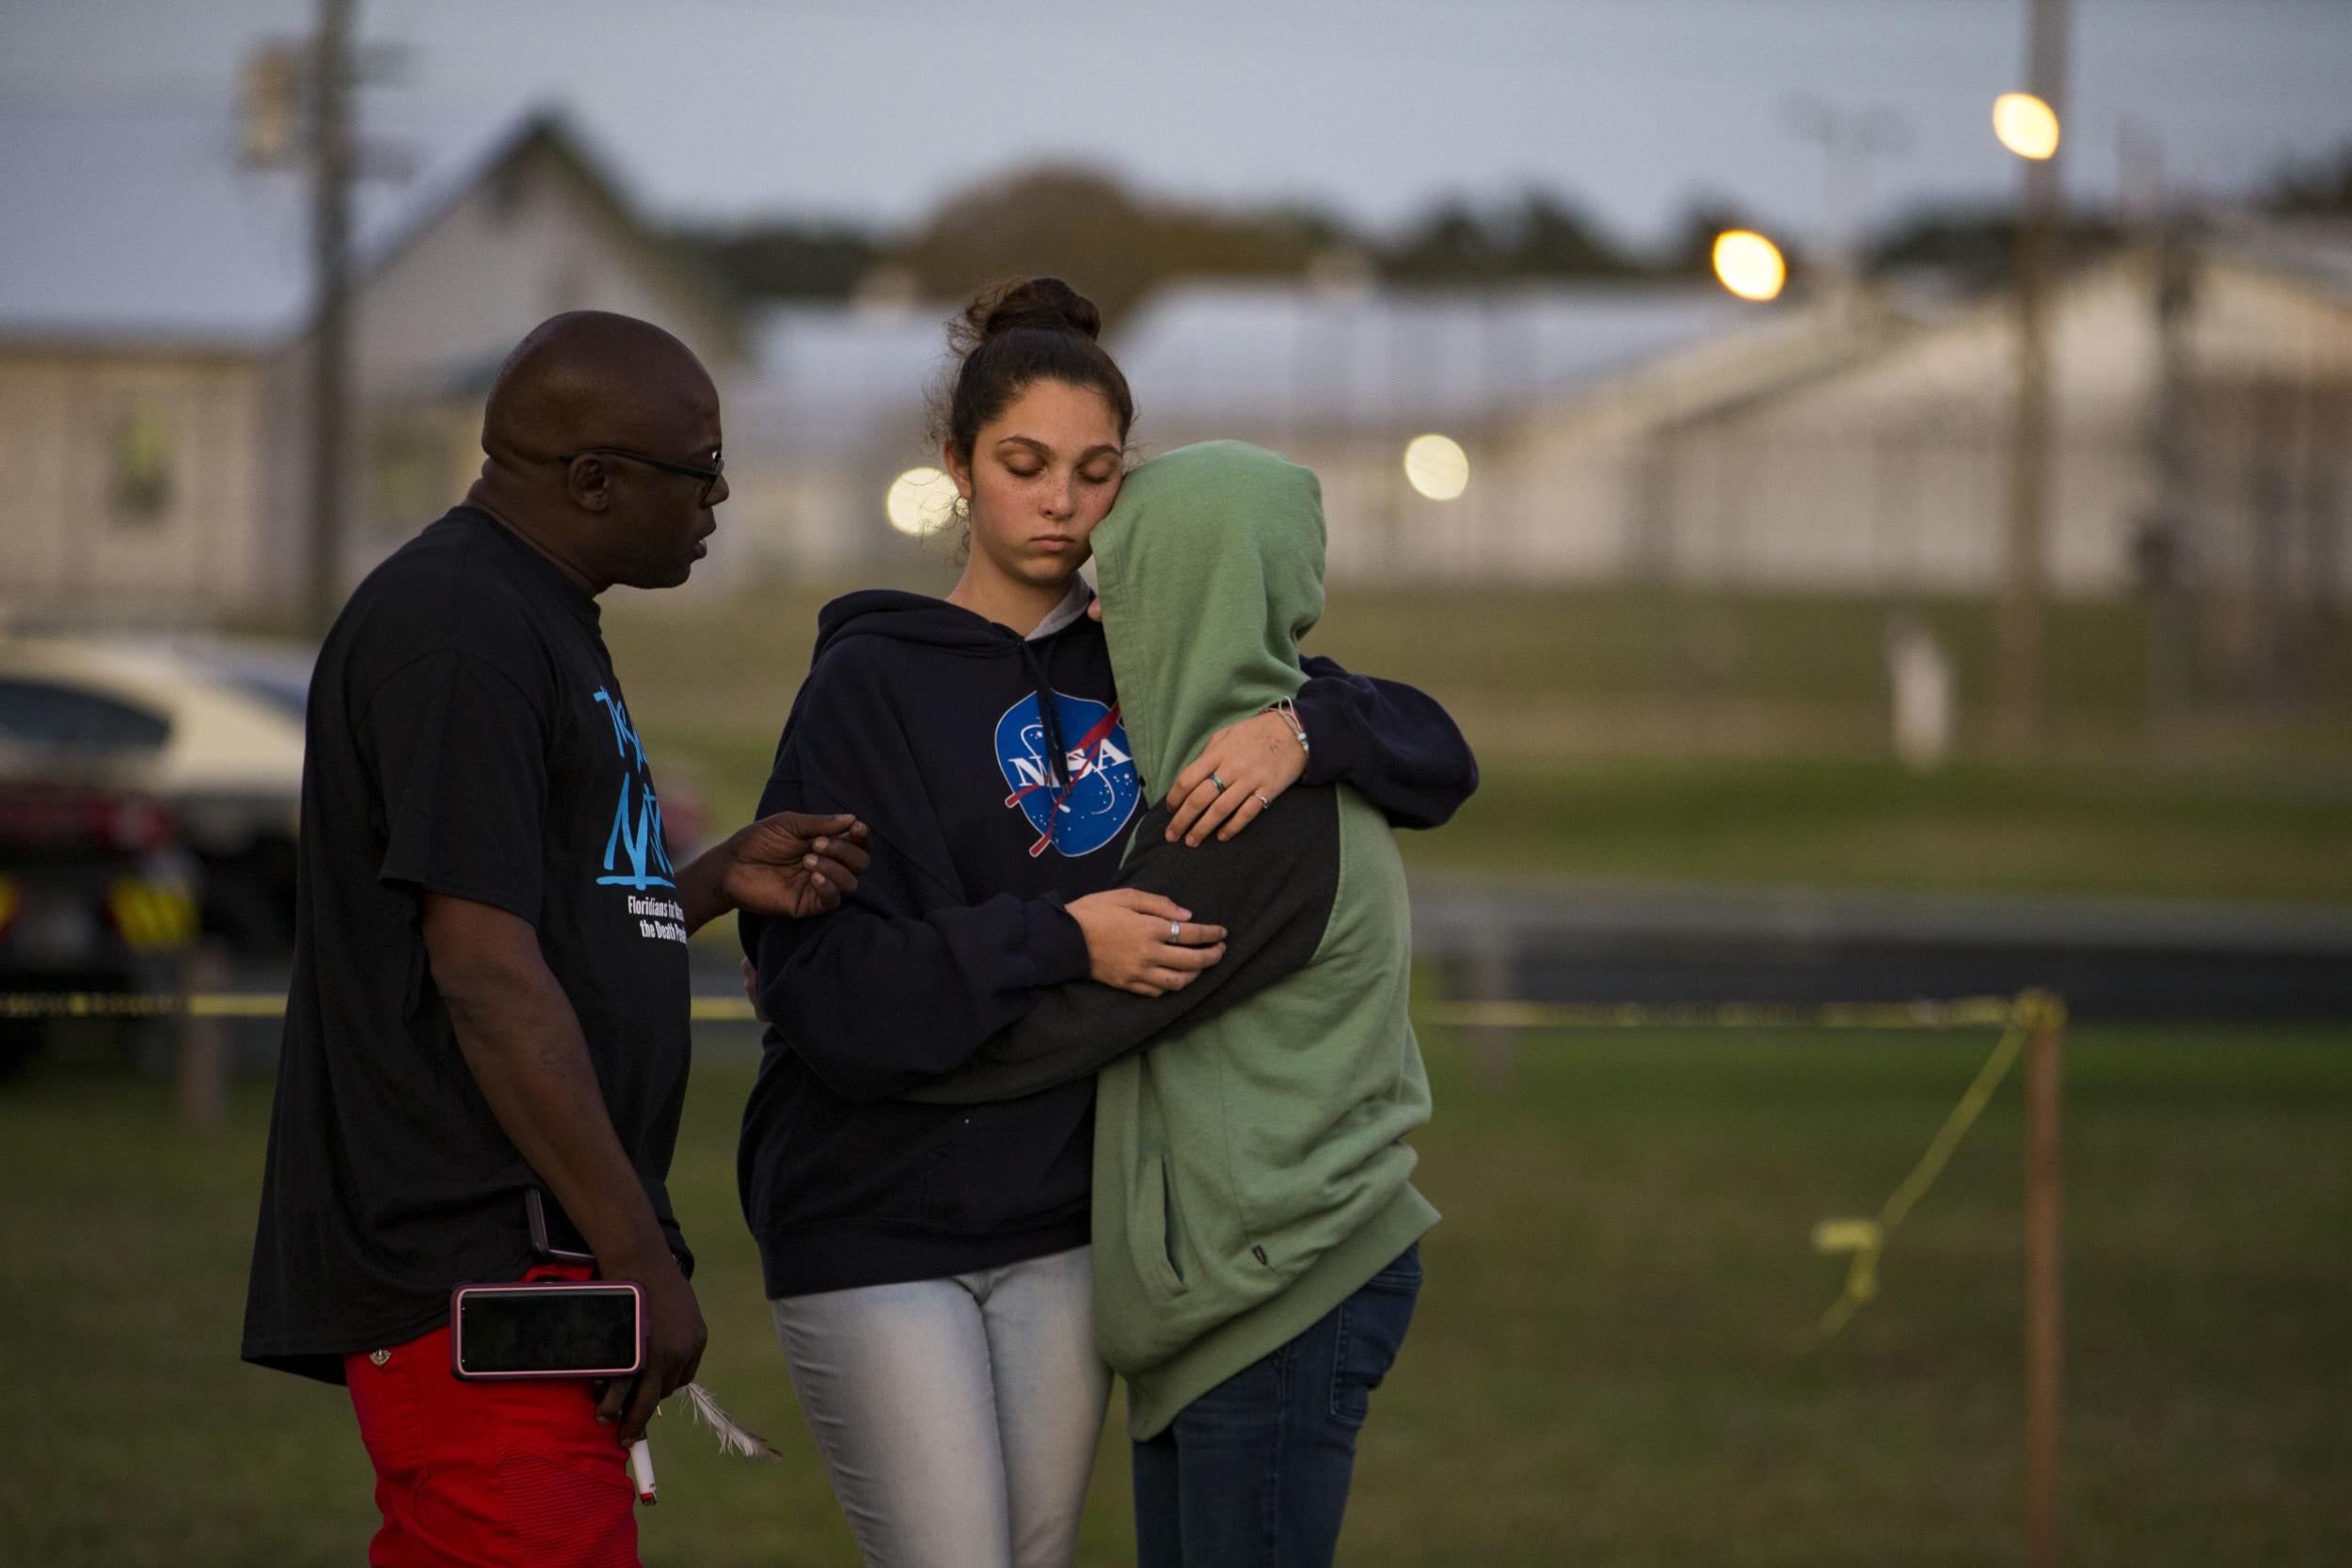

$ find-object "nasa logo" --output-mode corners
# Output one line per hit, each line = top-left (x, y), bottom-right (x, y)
(994, 690), (1139, 858)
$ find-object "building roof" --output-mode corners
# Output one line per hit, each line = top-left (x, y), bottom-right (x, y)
(724, 280), (1784, 455)
(730, 302), (954, 455)
(1107, 280), (1765, 435)
(2210, 216), (2352, 305)
(0, 105), (601, 351)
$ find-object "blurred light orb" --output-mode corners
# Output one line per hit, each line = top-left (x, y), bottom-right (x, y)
(1403, 435), (1470, 501)
(885, 467), (960, 536)
(1711, 230), (1787, 303)
(1993, 92), (2060, 161)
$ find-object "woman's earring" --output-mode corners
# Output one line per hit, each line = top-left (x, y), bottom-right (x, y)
(952, 495), (971, 519)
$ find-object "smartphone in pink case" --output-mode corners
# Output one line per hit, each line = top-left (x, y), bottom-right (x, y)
(450, 1280), (644, 1381)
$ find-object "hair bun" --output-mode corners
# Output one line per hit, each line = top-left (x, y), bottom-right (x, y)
(934, 275), (1136, 465)
(967, 277), (1102, 344)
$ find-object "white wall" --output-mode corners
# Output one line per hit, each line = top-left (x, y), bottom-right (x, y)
(0, 133), (753, 622)
(1520, 257), (2352, 600)
(0, 349), (269, 617)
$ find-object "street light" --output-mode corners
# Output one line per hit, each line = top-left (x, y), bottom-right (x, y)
(1994, 91), (2061, 161)
(885, 467), (959, 536)
(1402, 435), (1470, 501)
(1711, 230), (1788, 302)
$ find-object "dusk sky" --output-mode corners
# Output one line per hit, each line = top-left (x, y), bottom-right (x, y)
(7, 0), (2348, 245)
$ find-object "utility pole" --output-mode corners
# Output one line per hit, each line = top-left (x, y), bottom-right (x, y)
(1782, 95), (1909, 315)
(306, 0), (355, 640)
(1994, 0), (2071, 752)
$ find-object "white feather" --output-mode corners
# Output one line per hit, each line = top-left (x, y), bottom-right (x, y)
(673, 1380), (782, 1460)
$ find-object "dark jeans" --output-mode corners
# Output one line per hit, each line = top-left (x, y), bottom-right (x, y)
(1132, 1243), (1422, 1568)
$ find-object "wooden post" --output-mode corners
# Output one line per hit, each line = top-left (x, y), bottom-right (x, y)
(175, 942), (230, 1129)
(2022, 990), (2067, 1568)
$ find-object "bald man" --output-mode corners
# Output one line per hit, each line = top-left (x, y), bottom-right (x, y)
(243, 313), (866, 1568)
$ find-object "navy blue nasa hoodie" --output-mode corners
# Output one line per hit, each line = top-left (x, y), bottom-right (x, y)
(737, 586), (1475, 1299)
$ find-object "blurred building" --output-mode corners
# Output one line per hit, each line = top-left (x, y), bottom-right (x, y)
(722, 299), (948, 580)
(0, 105), (739, 622)
(1636, 224), (2352, 610)
(1103, 246), (2352, 614)
(6, 95), (2346, 624)
(1110, 279), (1864, 580)
(707, 280), (1864, 585)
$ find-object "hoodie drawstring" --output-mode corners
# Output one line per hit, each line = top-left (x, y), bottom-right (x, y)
(1011, 637), (1106, 858)
(1020, 640), (1070, 796)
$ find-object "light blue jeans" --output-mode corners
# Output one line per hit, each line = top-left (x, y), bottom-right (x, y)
(771, 1244), (1111, 1568)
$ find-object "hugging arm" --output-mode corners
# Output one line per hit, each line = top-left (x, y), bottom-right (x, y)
(739, 646), (1105, 1103)
(1164, 657), (1479, 845)
(905, 789), (1340, 1107)
(1292, 656), (1480, 829)
(742, 771), (1092, 1106)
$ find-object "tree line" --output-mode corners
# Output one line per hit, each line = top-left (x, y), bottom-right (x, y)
(668, 144), (2352, 325)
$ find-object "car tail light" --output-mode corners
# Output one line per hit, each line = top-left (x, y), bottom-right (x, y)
(0, 785), (179, 854)
(103, 796), (174, 854)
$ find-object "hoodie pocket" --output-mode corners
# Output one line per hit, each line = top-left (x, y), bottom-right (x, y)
(1129, 1154), (1193, 1301)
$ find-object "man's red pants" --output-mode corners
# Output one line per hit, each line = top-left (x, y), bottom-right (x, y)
(343, 1277), (640, 1568)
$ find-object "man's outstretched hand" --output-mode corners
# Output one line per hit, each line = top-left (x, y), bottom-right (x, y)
(680, 812), (872, 931)
(722, 812), (872, 919)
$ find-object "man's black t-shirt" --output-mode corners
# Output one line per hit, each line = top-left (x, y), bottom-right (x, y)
(243, 507), (693, 1383)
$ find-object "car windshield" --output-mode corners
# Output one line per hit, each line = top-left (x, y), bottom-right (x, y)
(220, 669), (311, 721)
(0, 678), (172, 752)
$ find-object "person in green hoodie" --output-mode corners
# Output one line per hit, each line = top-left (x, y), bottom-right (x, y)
(909, 439), (1445, 1568)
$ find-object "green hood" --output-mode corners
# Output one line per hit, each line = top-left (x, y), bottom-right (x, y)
(1084, 440), (1438, 1438)
(1089, 441), (1327, 799)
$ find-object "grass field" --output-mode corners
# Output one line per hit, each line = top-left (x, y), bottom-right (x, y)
(603, 583), (2352, 911)
(6, 1017), (2347, 1566)
(605, 580), (2352, 733)
(1430, 755), (2352, 903)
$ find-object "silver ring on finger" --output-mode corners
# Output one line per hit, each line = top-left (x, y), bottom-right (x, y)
(1209, 772), (1228, 792)
(1170, 920), (1182, 941)
(1253, 791), (1271, 810)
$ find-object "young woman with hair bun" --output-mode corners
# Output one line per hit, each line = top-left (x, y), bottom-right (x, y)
(735, 277), (1475, 1567)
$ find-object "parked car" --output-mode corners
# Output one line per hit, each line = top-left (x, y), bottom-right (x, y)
(0, 771), (199, 1075)
(0, 631), (718, 965)
(0, 635), (308, 956)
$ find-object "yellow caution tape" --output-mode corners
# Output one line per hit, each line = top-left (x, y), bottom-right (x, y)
(1805, 991), (2063, 1341)
(1811, 1218), (1884, 1254)
(1427, 997), (2018, 1032)
(8, 993), (2026, 1030)
(1423, 988), (2063, 1341)
(0, 991), (765, 1022)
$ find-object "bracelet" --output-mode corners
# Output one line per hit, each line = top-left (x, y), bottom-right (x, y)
(1265, 697), (1310, 757)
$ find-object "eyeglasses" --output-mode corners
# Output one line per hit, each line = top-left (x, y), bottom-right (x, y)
(556, 446), (724, 507)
